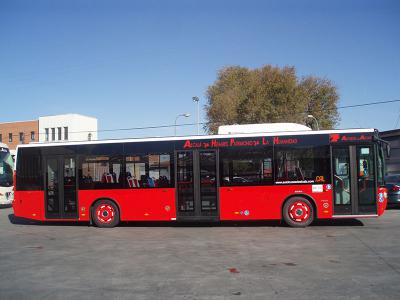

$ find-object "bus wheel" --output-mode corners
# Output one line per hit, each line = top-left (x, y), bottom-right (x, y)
(283, 197), (314, 228)
(92, 200), (120, 228)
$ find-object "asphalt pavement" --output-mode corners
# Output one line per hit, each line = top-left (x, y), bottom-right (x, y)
(0, 206), (399, 300)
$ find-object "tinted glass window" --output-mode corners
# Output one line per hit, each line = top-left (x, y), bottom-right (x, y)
(79, 156), (122, 189)
(275, 146), (330, 184)
(357, 146), (376, 208)
(0, 150), (13, 187)
(64, 157), (77, 214)
(177, 151), (194, 211)
(16, 148), (43, 190)
(377, 145), (384, 186)
(220, 148), (273, 186)
(125, 154), (172, 188)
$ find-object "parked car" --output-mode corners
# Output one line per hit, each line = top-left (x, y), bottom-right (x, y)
(385, 174), (400, 207)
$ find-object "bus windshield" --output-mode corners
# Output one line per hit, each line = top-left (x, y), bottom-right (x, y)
(0, 150), (13, 187)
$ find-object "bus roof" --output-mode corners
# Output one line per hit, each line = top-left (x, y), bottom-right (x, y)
(15, 128), (376, 150)
(218, 123), (312, 134)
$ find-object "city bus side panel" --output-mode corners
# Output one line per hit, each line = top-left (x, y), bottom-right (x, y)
(219, 186), (277, 220)
(219, 185), (333, 221)
(78, 188), (176, 221)
(13, 191), (44, 221)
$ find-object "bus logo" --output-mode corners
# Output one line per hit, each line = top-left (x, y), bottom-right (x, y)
(330, 134), (341, 143)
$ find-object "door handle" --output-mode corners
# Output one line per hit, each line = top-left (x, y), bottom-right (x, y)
(227, 188), (233, 192)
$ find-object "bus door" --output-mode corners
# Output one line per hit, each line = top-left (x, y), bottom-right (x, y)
(332, 146), (377, 215)
(175, 150), (219, 221)
(44, 156), (78, 219)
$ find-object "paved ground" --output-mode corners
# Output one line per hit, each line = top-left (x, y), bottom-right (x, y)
(0, 207), (399, 300)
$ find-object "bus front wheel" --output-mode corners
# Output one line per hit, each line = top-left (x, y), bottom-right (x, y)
(283, 197), (314, 228)
(92, 200), (120, 228)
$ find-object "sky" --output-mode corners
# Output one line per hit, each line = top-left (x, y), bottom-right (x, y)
(0, 0), (399, 139)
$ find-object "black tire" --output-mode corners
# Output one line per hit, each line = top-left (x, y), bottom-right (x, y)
(91, 199), (120, 228)
(283, 197), (314, 228)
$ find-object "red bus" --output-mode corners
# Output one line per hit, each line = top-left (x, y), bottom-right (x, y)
(13, 127), (388, 227)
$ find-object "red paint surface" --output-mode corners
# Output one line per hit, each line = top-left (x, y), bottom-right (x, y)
(13, 191), (44, 220)
(377, 186), (387, 216)
(15, 184), (390, 223)
(78, 188), (176, 221)
(219, 185), (333, 221)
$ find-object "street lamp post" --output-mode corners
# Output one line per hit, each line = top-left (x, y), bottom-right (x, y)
(174, 113), (191, 136)
(192, 96), (200, 135)
(307, 114), (319, 130)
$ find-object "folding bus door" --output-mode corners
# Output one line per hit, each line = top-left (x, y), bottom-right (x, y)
(45, 156), (78, 219)
(332, 145), (377, 215)
(175, 150), (219, 221)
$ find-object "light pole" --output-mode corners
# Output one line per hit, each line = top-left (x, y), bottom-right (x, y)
(307, 114), (319, 130)
(175, 113), (191, 136)
(192, 96), (200, 135)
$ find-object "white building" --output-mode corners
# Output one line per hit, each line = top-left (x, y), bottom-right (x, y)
(39, 114), (98, 143)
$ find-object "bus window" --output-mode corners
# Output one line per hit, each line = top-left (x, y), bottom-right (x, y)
(79, 156), (122, 189)
(16, 148), (42, 190)
(377, 145), (384, 186)
(333, 147), (351, 207)
(357, 146), (375, 208)
(220, 148), (273, 186)
(274, 146), (330, 184)
(0, 149), (13, 188)
(125, 154), (171, 188)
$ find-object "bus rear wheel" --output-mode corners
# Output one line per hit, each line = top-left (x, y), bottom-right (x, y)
(283, 197), (314, 227)
(92, 200), (120, 228)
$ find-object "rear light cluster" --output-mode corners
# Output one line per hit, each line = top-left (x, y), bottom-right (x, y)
(391, 185), (400, 192)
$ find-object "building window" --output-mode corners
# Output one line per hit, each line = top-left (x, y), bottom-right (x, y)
(9, 133), (12, 143)
(64, 127), (68, 140)
(31, 131), (35, 141)
(0, 134), (2, 142)
(58, 127), (62, 141)
(19, 132), (24, 143)
(51, 128), (55, 141)
(45, 128), (49, 142)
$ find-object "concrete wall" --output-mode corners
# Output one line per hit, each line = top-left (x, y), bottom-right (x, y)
(39, 114), (98, 142)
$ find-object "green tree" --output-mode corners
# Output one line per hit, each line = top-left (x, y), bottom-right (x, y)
(205, 65), (339, 133)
